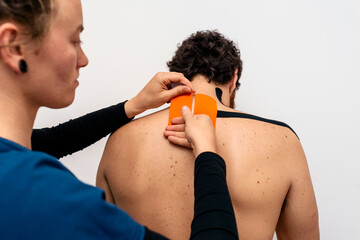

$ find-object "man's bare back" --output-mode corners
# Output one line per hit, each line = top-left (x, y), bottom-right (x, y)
(97, 80), (319, 239)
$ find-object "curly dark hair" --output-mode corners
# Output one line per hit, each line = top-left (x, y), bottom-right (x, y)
(0, 0), (53, 41)
(167, 30), (243, 89)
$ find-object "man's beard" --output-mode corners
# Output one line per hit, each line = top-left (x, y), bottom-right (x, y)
(229, 91), (236, 109)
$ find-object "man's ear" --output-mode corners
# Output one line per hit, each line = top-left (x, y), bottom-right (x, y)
(0, 23), (25, 74)
(229, 69), (238, 94)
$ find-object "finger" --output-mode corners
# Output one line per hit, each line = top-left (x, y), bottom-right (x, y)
(195, 114), (212, 122)
(175, 76), (195, 93)
(163, 130), (186, 139)
(168, 136), (192, 149)
(171, 117), (185, 125)
(163, 72), (194, 92)
(181, 106), (193, 123)
(165, 86), (192, 101)
(165, 124), (185, 132)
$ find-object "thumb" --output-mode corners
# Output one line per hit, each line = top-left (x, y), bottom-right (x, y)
(166, 86), (192, 101)
(181, 106), (193, 123)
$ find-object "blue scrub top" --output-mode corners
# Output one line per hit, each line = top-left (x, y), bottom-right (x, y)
(0, 137), (145, 240)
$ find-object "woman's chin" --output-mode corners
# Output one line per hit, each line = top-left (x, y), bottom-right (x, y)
(46, 95), (76, 109)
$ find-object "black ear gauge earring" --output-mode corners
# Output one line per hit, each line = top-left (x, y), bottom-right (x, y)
(19, 59), (28, 74)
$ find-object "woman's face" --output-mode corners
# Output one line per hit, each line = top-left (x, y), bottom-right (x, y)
(25, 0), (88, 109)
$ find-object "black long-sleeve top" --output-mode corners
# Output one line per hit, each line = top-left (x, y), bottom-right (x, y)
(31, 101), (238, 239)
(32, 102), (132, 159)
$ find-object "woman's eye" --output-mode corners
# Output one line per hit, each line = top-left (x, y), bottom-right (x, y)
(74, 40), (83, 46)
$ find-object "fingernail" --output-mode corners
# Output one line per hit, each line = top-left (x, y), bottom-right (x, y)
(184, 87), (191, 93)
(182, 105), (189, 112)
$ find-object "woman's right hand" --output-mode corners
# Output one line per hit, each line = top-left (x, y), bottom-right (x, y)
(125, 72), (194, 119)
(164, 106), (217, 158)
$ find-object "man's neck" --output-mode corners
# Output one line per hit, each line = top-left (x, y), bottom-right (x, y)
(191, 76), (232, 110)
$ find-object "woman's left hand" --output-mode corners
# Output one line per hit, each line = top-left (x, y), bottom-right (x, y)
(125, 72), (194, 119)
(164, 106), (217, 158)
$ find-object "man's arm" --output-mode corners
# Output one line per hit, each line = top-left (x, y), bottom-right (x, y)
(276, 134), (319, 239)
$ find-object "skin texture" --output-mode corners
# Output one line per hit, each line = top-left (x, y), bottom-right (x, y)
(1, 0), (211, 237)
(0, 0), (88, 149)
(0, 0), (194, 150)
(97, 76), (319, 240)
(125, 72), (194, 119)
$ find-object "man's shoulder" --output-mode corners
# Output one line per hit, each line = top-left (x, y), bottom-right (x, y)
(105, 108), (170, 154)
(110, 108), (169, 138)
(218, 110), (298, 139)
(230, 111), (304, 164)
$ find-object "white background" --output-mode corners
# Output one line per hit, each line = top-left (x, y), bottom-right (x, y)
(34, 0), (360, 239)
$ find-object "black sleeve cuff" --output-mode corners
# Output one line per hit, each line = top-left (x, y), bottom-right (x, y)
(118, 100), (135, 125)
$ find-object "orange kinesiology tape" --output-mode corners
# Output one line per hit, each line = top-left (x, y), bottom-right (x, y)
(168, 93), (217, 128)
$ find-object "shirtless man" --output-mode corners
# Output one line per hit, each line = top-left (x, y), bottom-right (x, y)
(97, 30), (319, 240)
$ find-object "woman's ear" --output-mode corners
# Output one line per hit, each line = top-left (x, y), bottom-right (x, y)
(229, 69), (238, 94)
(0, 23), (25, 74)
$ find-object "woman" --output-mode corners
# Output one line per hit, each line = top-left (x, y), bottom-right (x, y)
(0, 0), (238, 239)
(31, 75), (193, 159)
